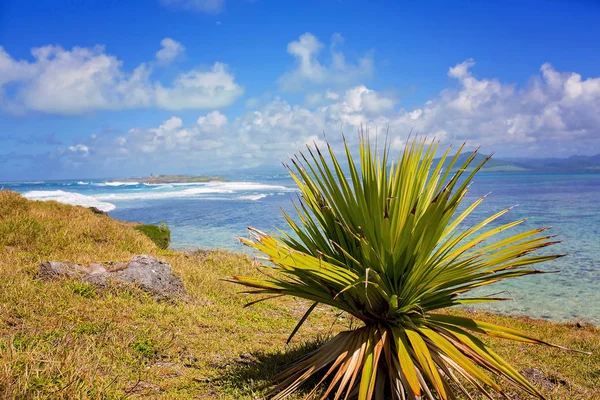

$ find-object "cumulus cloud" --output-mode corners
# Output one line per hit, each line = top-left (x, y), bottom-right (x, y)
(169, 62), (600, 159)
(279, 33), (374, 91)
(160, 0), (225, 14)
(340, 85), (395, 114)
(304, 134), (327, 149)
(32, 60), (600, 175)
(0, 40), (243, 114)
(115, 110), (229, 159)
(69, 87), (395, 171)
(448, 59), (475, 79)
(155, 38), (185, 64)
(155, 63), (243, 110)
(197, 110), (228, 131)
(388, 60), (600, 155)
(0, 47), (37, 84)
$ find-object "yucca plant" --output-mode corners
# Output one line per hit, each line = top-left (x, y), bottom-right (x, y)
(229, 136), (584, 399)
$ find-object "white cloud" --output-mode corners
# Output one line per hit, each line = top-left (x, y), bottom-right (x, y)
(385, 60), (600, 154)
(115, 111), (229, 157)
(305, 134), (327, 149)
(68, 144), (89, 156)
(0, 46), (36, 84)
(325, 89), (340, 100)
(155, 38), (185, 64)
(305, 92), (324, 106)
(341, 85), (395, 113)
(16, 45), (128, 114)
(157, 116), (184, 131)
(279, 33), (374, 91)
(160, 0), (225, 14)
(197, 110), (227, 131)
(231, 62), (600, 158)
(448, 59), (475, 79)
(54, 60), (600, 173)
(0, 41), (243, 114)
(155, 63), (243, 110)
(286, 33), (325, 82)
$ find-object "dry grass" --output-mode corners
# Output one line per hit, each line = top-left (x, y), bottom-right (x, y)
(0, 190), (598, 399)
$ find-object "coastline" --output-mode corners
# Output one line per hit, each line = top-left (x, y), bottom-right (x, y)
(0, 191), (598, 398)
(122, 174), (228, 184)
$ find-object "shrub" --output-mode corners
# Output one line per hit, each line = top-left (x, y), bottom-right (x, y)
(134, 223), (171, 250)
(229, 136), (586, 399)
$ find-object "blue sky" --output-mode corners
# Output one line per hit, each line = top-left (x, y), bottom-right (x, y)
(1, 0), (600, 180)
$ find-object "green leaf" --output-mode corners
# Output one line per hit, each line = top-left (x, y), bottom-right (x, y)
(286, 301), (318, 344)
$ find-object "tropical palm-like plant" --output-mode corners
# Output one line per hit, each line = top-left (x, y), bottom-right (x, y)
(229, 136), (583, 399)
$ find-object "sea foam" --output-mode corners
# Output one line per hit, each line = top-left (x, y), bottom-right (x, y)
(96, 181), (139, 187)
(23, 190), (116, 212)
(93, 181), (293, 201)
(236, 194), (268, 201)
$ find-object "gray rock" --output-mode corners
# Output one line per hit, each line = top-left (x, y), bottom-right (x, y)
(39, 255), (188, 300)
(39, 261), (90, 280)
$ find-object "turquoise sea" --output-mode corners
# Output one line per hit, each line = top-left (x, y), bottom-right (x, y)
(3, 172), (599, 324)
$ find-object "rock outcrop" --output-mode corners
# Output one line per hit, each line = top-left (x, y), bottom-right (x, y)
(39, 255), (187, 300)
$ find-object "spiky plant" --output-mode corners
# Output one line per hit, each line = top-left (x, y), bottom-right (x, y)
(229, 136), (584, 399)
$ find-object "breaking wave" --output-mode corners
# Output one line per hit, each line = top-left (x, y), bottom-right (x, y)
(23, 190), (116, 212)
(96, 181), (139, 187)
(94, 181), (293, 201)
(236, 194), (268, 201)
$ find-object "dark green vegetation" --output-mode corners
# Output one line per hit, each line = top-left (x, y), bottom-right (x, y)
(0, 190), (598, 399)
(134, 223), (171, 250)
(126, 174), (227, 184)
(230, 137), (593, 399)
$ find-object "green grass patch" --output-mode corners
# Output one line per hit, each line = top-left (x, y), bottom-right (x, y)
(66, 281), (97, 298)
(73, 322), (108, 336)
(131, 336), (159, 359)
(133, 223), (171, 249)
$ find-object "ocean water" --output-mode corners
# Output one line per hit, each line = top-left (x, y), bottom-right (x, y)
(3, 172), (599, 324)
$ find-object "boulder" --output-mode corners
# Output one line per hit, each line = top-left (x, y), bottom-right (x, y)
(39, 255), (188, 300)
(39, 261), (91, 280)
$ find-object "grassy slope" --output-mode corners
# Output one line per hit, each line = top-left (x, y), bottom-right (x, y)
(0, 191), (598, 399)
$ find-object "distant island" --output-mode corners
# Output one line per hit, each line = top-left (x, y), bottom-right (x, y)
(125, 174), (227, 184)
(437, 153), (600, 173)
